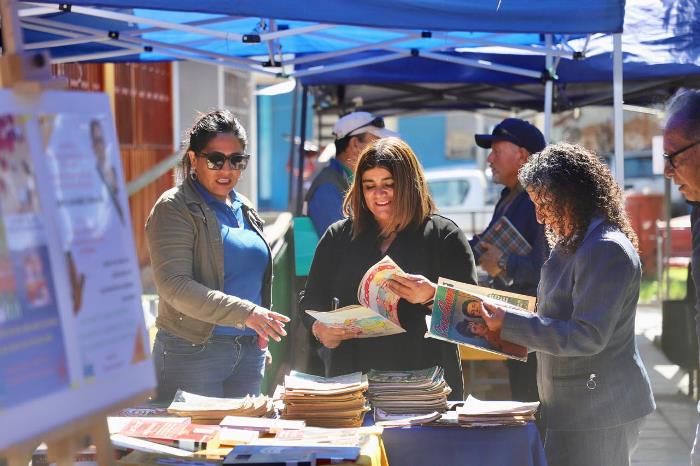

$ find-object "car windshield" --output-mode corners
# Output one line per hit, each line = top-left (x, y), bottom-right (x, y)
(428, 179), (470, 208)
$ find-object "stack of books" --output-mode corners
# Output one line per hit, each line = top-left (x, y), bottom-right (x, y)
(167, 389), (274, 424)
(279, 371), (370, 427)
(367, 366), (451, 419)
(455, 395), (539, 427)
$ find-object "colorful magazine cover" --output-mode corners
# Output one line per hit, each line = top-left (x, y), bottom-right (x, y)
(305, 256), (407, 338)
(426, 277), (536, 361)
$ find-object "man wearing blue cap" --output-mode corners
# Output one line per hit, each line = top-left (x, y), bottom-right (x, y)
(472, 118), (549, 406)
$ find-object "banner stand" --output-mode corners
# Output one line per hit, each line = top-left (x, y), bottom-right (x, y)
(0, 1), (154, 465)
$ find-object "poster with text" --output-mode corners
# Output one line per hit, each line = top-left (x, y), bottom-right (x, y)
(0, 91), (155, 451)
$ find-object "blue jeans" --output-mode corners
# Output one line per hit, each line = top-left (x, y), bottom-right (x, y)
(153, 329), (265, 401)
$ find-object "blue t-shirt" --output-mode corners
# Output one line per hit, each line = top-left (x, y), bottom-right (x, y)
(194, 182), (269, 336)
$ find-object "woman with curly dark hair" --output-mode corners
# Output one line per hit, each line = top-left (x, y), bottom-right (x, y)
(480, 143), (655, 466)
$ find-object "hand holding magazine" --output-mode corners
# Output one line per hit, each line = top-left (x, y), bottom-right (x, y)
(305, 256), (407, 338)
(425, 277), (535, 360)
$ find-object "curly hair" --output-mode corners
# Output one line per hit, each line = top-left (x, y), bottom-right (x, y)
(518, 142), (638, 254)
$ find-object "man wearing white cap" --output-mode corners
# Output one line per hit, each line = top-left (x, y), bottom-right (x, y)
(305, 111), (398, 237)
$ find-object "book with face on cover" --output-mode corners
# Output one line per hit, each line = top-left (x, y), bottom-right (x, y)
(305, 256), (407, 338)
(473, 216), (532, 257)
(426, 277), (536, 361)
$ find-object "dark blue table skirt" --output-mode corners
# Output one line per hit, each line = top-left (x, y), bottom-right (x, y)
(372, 417), (547, 466)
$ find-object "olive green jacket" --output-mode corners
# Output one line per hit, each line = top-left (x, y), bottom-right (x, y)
(145, 177), (272, 344)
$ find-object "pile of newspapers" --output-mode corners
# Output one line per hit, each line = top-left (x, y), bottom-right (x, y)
(167, 389), (274, 424)
(454, 395), (539, 427)
(367, 366), (450, 422)
(278, 371), (370, 428)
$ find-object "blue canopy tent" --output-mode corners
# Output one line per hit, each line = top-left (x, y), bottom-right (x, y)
(10, 0), (634, 209)
(300, 0), (700, 114)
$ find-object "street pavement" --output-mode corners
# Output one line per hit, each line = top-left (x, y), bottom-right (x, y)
(633, 304), (697, 465)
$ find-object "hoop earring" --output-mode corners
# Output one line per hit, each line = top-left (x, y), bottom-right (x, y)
(190, 170), (197, 181)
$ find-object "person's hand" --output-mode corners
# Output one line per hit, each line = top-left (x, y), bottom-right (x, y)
(245, 307), (290, 342)
(478, 242), (503, 277)
(312, 320), (361, 349)
(480, 302), (506, 333)
(385, 274), (436, 305)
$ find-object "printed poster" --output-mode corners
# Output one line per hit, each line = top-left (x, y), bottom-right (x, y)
(40, 112), (149, 379)
(0, 91), (155, 451)
(0, 114), (70, 409)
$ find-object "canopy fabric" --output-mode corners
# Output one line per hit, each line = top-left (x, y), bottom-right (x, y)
(15, 0), (699, 112)
(300, 0), (700, 112)
(27, 0), (625, 34)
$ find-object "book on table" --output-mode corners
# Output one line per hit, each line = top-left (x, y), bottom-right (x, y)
(426, 277), (536, 361)
(305, 256), (407, 338)
(473, 215), (532, 257)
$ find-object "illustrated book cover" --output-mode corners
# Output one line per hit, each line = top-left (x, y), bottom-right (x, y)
(426, 277), (536, 361)
(305, 256), (406, 338)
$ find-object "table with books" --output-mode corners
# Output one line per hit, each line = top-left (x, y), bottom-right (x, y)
(365, 367), (547, 466)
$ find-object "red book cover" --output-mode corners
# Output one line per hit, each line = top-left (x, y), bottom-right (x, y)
(119, 420), (220, 451)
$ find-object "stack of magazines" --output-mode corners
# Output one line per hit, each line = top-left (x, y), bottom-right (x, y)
(455, 395), (539, 427)
(167, 389), (274, 424)
(278, 371), (370, 428)
(367, 366), (451, 419)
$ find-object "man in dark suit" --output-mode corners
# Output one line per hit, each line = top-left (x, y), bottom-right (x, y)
(470, 118), (549, 403)
(663, 89), (700, 465)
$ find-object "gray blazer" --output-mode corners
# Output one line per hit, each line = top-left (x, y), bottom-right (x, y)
(501, 218), (655, 430)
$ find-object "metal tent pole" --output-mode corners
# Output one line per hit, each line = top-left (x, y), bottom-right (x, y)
(295, 86), (309, 216)
(543, 34), (553, 142)
(287, 84), (299, 211)
(613, 33), (624, 187)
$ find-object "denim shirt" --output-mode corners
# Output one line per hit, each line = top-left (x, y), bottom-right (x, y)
(307, 157), (351, 237)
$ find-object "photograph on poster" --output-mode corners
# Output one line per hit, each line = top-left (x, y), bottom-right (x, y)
(41, 111), (149, 380)
(0, 113), (70, 411)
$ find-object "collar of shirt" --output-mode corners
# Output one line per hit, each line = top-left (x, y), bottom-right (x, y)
(193, 179), (242, 210)
(331, 156), (354, 184)
(192, 180), (244, 227)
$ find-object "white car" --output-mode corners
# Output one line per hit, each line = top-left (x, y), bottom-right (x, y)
(425, 166), (496, 236)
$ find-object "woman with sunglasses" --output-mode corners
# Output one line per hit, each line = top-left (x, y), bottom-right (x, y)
(479, 143), (654, 466)
(146, 109), (289, 401)
(301, 137), (477, 398)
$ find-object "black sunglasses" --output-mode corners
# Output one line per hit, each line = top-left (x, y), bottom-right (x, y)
(343, 116), (385, 138)
(197, 151), (250, 170)
(664, 140), (700, 169)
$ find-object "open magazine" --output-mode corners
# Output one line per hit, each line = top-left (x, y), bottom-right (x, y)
(305, 256), (406, 338)
(425, 277), (536, 361)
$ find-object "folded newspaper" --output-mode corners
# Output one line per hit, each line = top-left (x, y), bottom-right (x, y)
(425, 277), (536, 361)
(305, 256), (406, 338)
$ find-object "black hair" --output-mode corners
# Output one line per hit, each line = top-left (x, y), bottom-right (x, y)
(518, 142), (638, 254)
(178, 109), (247, 181)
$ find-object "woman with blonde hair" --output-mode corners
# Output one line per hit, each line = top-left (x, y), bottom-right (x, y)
(301, 137), (477, 398)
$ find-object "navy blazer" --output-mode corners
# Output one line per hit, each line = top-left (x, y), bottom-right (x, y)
(470, 187), (548, 297)
(501, 218), (655, 430)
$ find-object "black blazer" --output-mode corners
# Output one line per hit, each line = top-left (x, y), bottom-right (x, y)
(301, 215), (478, 399)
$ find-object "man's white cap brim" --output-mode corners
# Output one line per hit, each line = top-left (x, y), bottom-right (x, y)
(364, 127), (400, 139)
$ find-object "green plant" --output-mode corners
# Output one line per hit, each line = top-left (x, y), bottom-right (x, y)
(639, 267), (688, 304)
